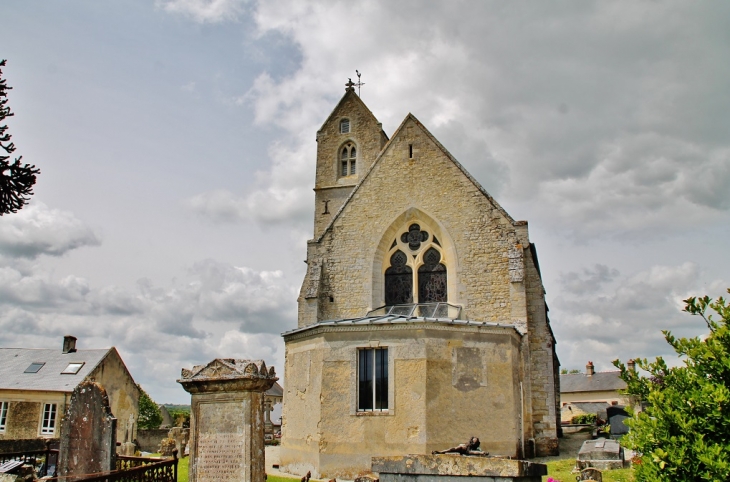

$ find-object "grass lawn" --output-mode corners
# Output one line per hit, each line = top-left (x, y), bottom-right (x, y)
(543, 459), (634, 482)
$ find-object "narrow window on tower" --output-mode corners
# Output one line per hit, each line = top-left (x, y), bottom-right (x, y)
(350, 147), (357, 175)
(340, 118), (350, 134)
(409, 144), (413, 159)
(341, 147), (349, 176)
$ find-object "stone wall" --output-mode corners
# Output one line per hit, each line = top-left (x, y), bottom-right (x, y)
(0, 438), (58, 454)
(281, 324), (523, 479)
(137, 428), (169, 452)
(88, 347), (140, 445)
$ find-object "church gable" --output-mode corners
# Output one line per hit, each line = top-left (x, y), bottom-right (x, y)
(308, 114), (529, 323)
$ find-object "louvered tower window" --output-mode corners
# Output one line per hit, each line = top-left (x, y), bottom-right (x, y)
(340, 144), (356, 176)
(340, 118), (350, 133)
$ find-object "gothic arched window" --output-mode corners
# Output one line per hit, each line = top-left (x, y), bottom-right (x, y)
(418, 248), (447, 302)
(385, 250), (412, 305)
(383, 224), (448, 306)
(340, 143), (356, 177)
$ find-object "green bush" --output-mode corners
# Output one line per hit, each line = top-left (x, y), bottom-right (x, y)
(570, 413), (597, 425)
(615, 289), (730, 481)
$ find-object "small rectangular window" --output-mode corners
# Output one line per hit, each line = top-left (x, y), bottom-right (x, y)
(409, 144), (413, 158)
(0, 401), (8, 432)
(61, 362), (84, 375)
(41, 403), (57, 435)
(350, 160), (356, 175)
(24, 362), (45, 373)
(342, 160), (348, 176)
(358, 348), (388, 411)
(340, 119), (350, 133)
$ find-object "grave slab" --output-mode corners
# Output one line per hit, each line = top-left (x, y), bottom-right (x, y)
(372, 454), (547, 482)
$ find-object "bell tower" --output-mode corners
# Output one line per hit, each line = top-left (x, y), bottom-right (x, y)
(312, 81), (388, 238)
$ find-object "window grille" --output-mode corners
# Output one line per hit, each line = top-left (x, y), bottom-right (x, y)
(41, 403), (56, 435)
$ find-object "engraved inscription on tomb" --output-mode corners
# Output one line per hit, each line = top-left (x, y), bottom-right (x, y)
(195, 400), (250, 482)
(196, 432), (246, 482)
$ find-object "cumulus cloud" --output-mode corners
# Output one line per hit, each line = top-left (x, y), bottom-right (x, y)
(210, 1), (730, 237)
(0, 201), (101, 259)
(0, 256), (295, 402)
(155, 0), (248, 23)
(552, 261), (728, 373)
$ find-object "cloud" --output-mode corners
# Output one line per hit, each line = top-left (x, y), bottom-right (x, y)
(0, 255), (295, 402)
(155, 0), (248, 23)
(552, 261), (728, 372)
(218, 1), (730, 237)
(0, 201), (101, 259)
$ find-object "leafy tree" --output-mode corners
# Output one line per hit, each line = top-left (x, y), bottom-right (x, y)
(0, 59), (40, 215)
(137, 385), (163, 429)
(614, 289), (730, 481)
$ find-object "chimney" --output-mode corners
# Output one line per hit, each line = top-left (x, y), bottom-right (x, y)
(63, 335), (77, 354)
(628, 359), (636, 373)
(586, 361), (594, 377)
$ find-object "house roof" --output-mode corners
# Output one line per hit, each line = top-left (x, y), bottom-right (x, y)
(560, 371), (626, 393)
(266, 381), (284, 398)
(0, 348), (110, 393)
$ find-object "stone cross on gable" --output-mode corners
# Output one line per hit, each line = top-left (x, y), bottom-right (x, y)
(345, 78), (355, 91)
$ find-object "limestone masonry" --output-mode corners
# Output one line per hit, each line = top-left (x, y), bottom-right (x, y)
(281, 85), (560, 479)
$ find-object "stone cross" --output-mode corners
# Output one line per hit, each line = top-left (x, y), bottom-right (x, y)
(178, 359), (278, 482)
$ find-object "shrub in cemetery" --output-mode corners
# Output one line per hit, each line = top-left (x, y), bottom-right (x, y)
(570, 413), (597, 425)
(0, 60), (40, 215)
(614, 289), (730, 481)
(137, 385), (163, 429)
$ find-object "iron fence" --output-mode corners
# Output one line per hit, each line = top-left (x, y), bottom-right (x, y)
(0, 446), (58, 477)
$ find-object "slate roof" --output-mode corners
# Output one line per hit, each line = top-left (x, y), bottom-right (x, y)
(0, 348), (110, 393)
(560, 371), (626, 393)
(266, 381), (284, 398)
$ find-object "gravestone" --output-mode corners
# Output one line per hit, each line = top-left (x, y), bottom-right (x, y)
(58, 380), (117, 480)
(120, 413), (136, 456)
(576, 439), (625, 470)
(178, 359), (277, 482)
(372, 454), (547, 482)
(606, 405), (630, 437)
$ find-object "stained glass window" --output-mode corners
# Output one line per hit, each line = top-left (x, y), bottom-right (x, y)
(385, 250), (413, 305)
(418, 248), (447, 302)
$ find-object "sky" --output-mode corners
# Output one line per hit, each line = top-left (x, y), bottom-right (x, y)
(1, 0), (729, 404)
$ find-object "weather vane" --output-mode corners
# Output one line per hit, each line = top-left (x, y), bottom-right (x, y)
(355, 70), (365, 97)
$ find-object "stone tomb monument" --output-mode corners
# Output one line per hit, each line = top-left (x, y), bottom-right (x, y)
(373, 454), (547, 482)
(59, 380), (117, 480)
(178, 359), (277, 482)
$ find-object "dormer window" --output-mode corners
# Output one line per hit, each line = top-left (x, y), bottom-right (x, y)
(341, 144), (356, 177)
(340, 118), (350, 134)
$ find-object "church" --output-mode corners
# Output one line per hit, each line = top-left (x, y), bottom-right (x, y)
(279, 82), (560, 479)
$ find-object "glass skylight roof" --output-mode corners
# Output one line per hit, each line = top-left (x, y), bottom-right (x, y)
(61, 362), (84, 375)
(24, 362), (45, 373)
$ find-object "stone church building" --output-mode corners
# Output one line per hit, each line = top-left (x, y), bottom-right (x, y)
(280, 84), (560, 478)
